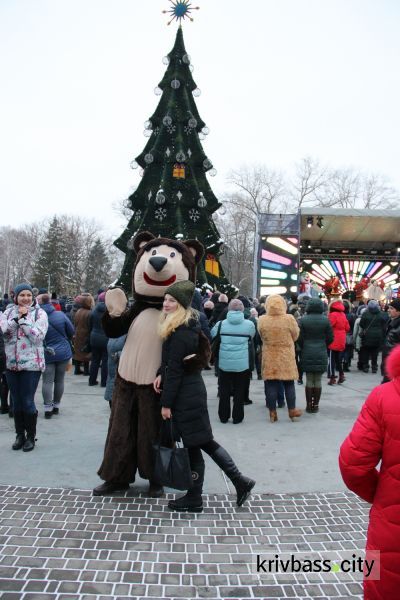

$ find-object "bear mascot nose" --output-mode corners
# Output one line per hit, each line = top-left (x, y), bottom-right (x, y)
(149, 256), (168, 272)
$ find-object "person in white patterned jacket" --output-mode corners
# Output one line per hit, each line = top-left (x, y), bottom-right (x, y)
(0, 283), (48, 452)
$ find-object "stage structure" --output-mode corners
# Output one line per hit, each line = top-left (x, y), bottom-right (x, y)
(254, 208), (400, 300)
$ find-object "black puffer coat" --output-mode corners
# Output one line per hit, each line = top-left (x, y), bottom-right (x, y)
(298, 298), (334, 373)
(89, 302), (108, 350)
(359, 303), (386, 349)
(382, 316), (400, 358)
(159, 320), (213, 448)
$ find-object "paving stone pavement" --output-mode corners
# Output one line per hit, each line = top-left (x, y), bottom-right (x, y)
(0, 367), (379, 598)
(0, 484), (367, 599)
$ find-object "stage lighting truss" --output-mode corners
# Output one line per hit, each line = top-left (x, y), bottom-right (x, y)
(302, 258), (399, 291)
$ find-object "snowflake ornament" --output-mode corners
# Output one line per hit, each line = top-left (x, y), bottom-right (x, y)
(133, 209), (142, 221)
(155, 208), (167, 221)
(184, 125), (194, 135)
(189, 209), (200, 222)
(167, 124), (176, 134)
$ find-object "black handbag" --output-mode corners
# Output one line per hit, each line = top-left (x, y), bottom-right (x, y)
(152, 421), (193, 491)
(210, 320), (222, 368)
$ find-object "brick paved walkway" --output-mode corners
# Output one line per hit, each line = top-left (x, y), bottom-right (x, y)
(0, 485), (367, 599)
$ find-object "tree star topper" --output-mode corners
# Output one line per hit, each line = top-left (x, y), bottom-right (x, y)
(163, 1), (200, 26)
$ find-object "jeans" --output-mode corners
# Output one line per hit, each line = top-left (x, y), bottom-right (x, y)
(264, 380), (296, 411)
(5, 370), (41, 414)
(89, 347), (108, 386)
(42, 361), (69, 411)
(218, 370), (249, 423)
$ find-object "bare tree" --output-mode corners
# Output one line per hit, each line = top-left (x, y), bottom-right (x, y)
(227, 164), (287, 220)
(215, 206), (254, 296)
(290, 156), (331, 208)
(361, 173), (399, 209)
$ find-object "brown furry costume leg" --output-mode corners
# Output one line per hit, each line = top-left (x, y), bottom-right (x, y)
(97, 373), (162, 483)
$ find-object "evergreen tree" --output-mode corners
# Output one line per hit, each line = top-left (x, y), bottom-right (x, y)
(84, 238), (112, 293)
(33, 216), (69, 293)
(115, 27), (235, 294)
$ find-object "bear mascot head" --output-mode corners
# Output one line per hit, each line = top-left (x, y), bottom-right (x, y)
(104, 231), (204, 321)
(131, 231), (204, 303)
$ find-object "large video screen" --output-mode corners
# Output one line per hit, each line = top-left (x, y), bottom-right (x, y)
(259, 236), (299, 297)
(301, 258), (399, 294)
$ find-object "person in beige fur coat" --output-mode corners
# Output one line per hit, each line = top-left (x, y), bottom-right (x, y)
(258, 295), (303, 423)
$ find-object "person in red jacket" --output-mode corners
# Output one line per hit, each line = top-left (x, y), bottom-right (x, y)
(339, 344), (400, 600)
(327, 300), (350, 385)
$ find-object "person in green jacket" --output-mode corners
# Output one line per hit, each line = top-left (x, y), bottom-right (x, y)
(298, 298), (334, 413)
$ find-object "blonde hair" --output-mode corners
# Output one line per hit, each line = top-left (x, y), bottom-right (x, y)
(158, 306), (199, 340)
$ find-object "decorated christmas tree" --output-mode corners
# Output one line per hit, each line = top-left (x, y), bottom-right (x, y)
(114, 18), (234, 294)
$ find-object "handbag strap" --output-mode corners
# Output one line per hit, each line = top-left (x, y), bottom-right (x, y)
(362, 315), (377, 335)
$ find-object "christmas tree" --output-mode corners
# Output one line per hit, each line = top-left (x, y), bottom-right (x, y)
(115, 25), (235, 295)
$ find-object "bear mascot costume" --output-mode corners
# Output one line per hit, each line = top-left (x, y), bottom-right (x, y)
(93, 231), (204, 497)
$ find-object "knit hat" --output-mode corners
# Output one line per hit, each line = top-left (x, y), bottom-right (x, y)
(98, 292), (106, 303)
(228, 298), (244, 312)
(203, 300), (214, 310)
(389, 299), (400, 312)
(165, 280), (195, 309)
(13, 283), (33, 302)
(218, 293), (229, 304)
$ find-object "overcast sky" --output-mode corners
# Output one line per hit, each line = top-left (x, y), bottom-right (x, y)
(1, 0), (399, 237)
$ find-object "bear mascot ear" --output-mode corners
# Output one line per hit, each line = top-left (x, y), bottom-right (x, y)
(132, 231), (155, 254)
(183, 239), (204, 264)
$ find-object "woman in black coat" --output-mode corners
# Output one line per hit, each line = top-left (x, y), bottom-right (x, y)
(298, 298), (334, 413)
(153, 280), (255, 513)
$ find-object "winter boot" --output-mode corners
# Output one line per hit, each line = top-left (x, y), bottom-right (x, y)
(338, 372), (346, 384)
(74, 362), (83, 375)
(305, 387), (314, 413)
(83, 362), (90, 376)
(269, 409), (278, 422)
(288, 408), (303, 421)
(210, 447), (255, 507)
(22, 412), (37, 452)
(0, 378), (9, 414)
(312, 387), (321, 413)
(168, 460), (205, 513)
(92, 481), (130, 496)
(328, 376), (337, 386)
(147, 482), (164, 498)
(12, 412), (26, 450)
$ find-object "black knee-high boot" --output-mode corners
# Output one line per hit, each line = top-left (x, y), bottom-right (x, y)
(12, 412), (26, 450)
(168, 460), (205, 513)
(210, 446), (255, 506)
(23, 412), (37, 452)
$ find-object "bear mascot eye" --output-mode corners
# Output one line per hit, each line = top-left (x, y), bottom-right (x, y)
(170, 252), (176, 258)
(151, 249), (157, 256)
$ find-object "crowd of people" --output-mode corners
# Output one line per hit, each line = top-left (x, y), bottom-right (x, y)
(1, 285), (400, 448)
(1, 280), (400, 597)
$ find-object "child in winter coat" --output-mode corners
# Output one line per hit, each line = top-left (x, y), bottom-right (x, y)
(339, 344), (400, 600)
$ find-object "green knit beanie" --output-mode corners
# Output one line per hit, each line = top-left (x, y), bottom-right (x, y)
(165, 280), (195, 309)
